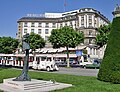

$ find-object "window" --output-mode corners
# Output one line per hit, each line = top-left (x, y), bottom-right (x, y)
(31, 29), (34, 33)
(38, 29), (41, 34)
(81, 16), (84, 20)
(89, 39), (92, 44)
(95, 19), (97, 24)
(24, 29), (27, 33)
(65, 22), (67, 26)
(31, 23), (35, 27)
(19, 23), (21, 28)
(94, 19), (97, 27)
(24, 22), (28, 27)
(60, 23), (63, 27)
(18, 32), (21, 34)
(70, 22), (73, 27)
(19, 29), (21, 32)
(38, 23), (42, 27)
(74, 23), (77, 27)
(81, 15), (84, 27)
(89, 15), (92, 27)
(89, 23), (92, 27)
(45, 36), (49, 41)
(45, 23), (49, 27)
(89, 30), (92, 36)
(52, 23), (56, 28)
(89, 15), (92, 20)
(18, 35), (20, 38)
(45, 29), (49, 34)
(90, 48), (92, 54)
(81, 23), (84, 27)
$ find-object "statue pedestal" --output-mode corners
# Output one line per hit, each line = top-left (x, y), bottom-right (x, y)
(0, 78), (72, 92)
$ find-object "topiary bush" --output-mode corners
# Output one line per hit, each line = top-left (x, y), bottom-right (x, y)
(98, 17), (120, 84)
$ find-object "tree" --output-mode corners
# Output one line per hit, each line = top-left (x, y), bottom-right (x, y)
(49, 26), (84, 67)
(95, 24), (111, 47)
(27, 32), (46, 61)
(98, 17), (120, 83)
(0, 37), (18, 54)
(28, 32), (45, 50)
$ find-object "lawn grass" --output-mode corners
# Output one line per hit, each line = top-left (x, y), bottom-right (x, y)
(0, 68), (120, 92)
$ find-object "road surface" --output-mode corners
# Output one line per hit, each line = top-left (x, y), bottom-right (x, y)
(30, 67), (99, 77)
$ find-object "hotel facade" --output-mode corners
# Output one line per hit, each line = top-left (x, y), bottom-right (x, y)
(17, 8), (110, 59)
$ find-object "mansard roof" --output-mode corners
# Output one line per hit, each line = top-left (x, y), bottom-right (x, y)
(18, 8), (110, 23)
(18, 17), (59, 23)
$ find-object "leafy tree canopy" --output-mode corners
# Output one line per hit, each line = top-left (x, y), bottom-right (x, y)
(0, 37), (19, 54)
(28, 32), (46, 50)
(95, 24), (111, 47)
(49, 26), (84, 48)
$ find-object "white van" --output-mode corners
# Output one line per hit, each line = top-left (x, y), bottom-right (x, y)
(32, 56), (59, 71)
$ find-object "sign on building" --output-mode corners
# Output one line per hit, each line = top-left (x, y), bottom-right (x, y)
(76, 50), (82, 56)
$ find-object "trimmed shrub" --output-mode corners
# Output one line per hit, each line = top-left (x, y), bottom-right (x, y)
(98, 17), (120, 84)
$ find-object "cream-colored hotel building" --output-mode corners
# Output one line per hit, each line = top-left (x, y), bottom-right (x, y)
(17, 8), (110, 59)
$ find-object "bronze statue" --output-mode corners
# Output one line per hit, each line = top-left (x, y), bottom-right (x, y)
(13, 33), (31, 81)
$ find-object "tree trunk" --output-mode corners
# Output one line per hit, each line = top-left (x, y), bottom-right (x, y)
(66, 46), (70, 67)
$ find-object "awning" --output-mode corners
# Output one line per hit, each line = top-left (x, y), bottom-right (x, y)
(35, 45), (86, 54)
(37, 48), (63, 53)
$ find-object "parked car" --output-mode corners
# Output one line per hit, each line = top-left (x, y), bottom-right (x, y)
(80, 62), (93, 68)
(37, 60), (59, 71)
(85, 59), (101, 69)
(69, 59), (77, 64)
(33, 60), (59, 71)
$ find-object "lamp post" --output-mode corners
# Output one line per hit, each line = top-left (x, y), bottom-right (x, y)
(13, 33), (31, 81)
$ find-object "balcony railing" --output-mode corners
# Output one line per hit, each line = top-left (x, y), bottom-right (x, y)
(45, 26), (49, 28)
(84, 34), (96, 37)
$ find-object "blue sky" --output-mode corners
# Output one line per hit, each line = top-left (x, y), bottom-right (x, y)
(0, 0), (119, 38)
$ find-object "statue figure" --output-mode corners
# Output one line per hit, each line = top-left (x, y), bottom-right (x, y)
(13, 33), (31, 81)
(115, 4), (120, 11)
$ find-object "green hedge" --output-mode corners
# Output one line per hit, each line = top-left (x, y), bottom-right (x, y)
(98, 17), (120, 84)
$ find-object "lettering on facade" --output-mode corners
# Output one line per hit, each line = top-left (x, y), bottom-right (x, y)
(27, 14), (57, 18)
(27, 14), (45, 17)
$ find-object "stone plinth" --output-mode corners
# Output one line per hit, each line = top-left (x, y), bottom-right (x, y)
(0, 78), (72, 92)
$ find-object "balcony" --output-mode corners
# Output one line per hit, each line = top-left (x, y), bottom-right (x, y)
(45, 26), (49, 28)
(84, 34), (96, 38)
(52, 26), (56, 28)
(38, 25), (42, 27)
(24, 25), (28, 27)
(31, 25), (35, 27)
